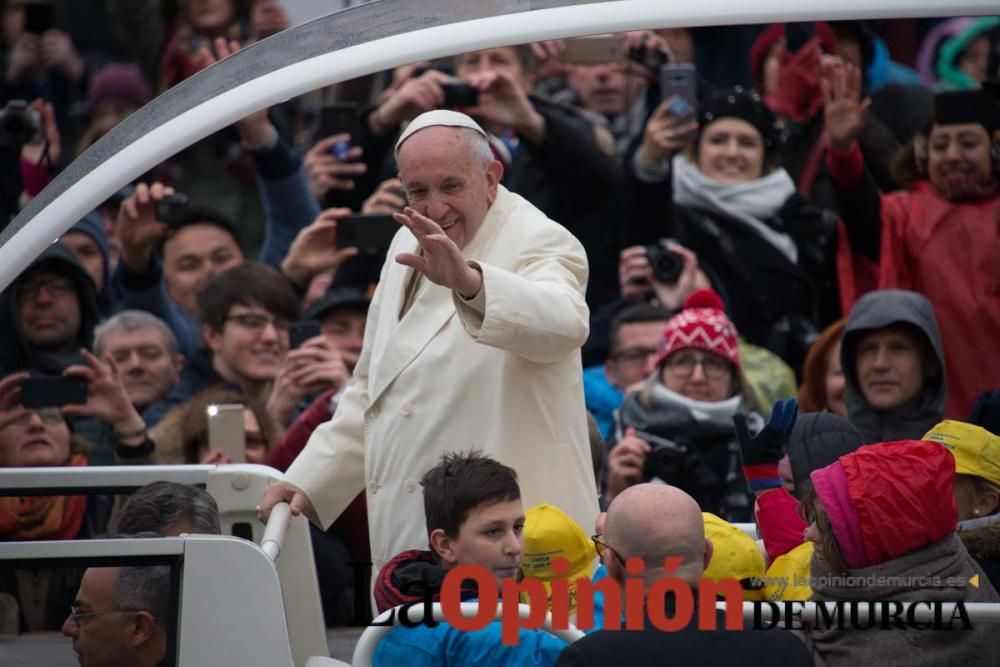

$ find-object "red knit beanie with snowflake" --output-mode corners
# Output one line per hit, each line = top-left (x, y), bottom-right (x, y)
(653, 289), (741, 371)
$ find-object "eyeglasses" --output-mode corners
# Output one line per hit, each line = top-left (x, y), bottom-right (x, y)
(591, 534), (626, 568)
(613, 347), (658, 364)
(16, 276), (75, 301)
(662, 352), (732, 380)
(68, 605), (143, 625)
(13, 407), (65, 426)
(224, 313), (292, 334)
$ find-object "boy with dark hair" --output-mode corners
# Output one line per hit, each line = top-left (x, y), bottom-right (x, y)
(373, 451), (569, 667)
(144, 261), (300, 425)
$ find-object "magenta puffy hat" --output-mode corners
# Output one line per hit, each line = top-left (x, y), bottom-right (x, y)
(88, 63), (153, 110)
(654, 289), (741, 371)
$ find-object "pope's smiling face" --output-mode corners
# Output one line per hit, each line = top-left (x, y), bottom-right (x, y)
(397, 126), (503, 250)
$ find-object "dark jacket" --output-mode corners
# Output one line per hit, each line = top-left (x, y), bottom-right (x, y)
(803, 534), (1000, 667)
(556, 597), (812, 667)
(625, 162), (839, 371)
(0, 243), (101, 375)
(959, 514), (1000, 593)
(612, 383), (756, 522)
(841, 289), (947, 443)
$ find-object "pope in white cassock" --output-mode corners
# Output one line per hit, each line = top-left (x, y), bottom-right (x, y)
(259, 109), (599, 577)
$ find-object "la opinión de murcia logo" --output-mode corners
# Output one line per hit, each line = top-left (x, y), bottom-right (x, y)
(371, 557), (975, 645)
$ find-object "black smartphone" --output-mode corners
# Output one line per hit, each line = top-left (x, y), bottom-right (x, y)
(337, 213), (400, 256)
(154, 193), (190, 227)
(785, 22), (814, 54)
(20, 376), (87, 409)
(659, 63), (697, 118)
(289, 320), (321, 350)
(441, 83), (479, 108)
(318, 102), (362, 158)
(24, 3), (56, 35)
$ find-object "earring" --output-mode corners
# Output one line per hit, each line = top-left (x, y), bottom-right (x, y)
(974, 509), (981, 517)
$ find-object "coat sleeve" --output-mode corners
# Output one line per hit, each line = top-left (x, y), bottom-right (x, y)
(282, 283), (381, 529)
(453, 223), (589, 364)
(755, 488), (807, 563)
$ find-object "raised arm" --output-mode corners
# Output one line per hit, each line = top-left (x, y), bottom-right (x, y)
(821, 57), (884, 262)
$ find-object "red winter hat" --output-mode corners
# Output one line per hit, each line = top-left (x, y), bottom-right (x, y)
(812, 440), (957, 569)
(654, 289), (741, 372)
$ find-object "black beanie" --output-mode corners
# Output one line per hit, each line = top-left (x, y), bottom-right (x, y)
(786, 412), (865, 489)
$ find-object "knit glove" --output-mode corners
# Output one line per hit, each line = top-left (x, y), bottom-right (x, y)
(734, 398), (798, 493)
(764, 39), (824, 123)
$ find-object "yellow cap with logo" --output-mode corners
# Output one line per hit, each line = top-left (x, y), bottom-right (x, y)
(923, 420), (1000, 488)
(521, 503), (598, 614)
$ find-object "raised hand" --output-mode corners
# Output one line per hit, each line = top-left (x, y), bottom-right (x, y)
(304, 135), (367, 199)
(464, 70), (545, 142)
(734, 398), (798, 495)
(362, 178), (407, 215)
(637, 97), (698, 166)
(62, 350), (145, 438)
(280, 208), (360, 287)
(393, 207), (482, 297)
(117, 182), (175, 272)
(606, 428), (651, 501)
(821, 55), (869, 152)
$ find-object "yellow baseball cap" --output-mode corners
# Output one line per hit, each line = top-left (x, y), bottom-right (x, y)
(923, 420), (1000, 489)
(521, 503), (598, 613)
(703, 512), (766, 601)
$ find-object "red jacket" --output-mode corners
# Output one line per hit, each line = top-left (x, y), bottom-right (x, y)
(269, 390), (370, 564)
(830, 144), (1000, 418)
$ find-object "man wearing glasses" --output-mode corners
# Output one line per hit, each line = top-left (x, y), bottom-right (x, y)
(560, 484), (812, 666)
(584, 303), (671, 439)
(62, 564), (169, 667)
(142, 261), (300, 426)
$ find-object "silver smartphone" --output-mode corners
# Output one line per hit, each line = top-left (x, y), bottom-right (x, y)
(207, 403), (245, 464)
(659, 63), (697, 118)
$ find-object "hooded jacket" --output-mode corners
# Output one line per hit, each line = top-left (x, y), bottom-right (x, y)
(801, 440), (1000, 666)
(841, 290), (947, 443)
(371, 550), (566, 667)
(65, 212), (111, 315)
(0, 243), (101, 375)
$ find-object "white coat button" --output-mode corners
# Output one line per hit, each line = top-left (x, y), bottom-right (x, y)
(368, 481), (379, 495)
(401, 403), (414, 417)
(369, 407), (379, 420)
(404, 479), (417, 493)
(374, 558), (385, 569)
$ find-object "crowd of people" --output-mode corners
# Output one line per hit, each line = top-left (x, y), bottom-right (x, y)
(2, 2), (1000, 664)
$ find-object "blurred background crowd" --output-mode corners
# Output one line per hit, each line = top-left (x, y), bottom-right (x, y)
(1, 0), (1000, 637)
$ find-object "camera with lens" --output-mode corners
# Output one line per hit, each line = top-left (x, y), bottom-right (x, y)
(626, 43), (670, 70)
(641, 432), (688, 481)
(0, 100), (42, 147)
(645, 244), (684, 284)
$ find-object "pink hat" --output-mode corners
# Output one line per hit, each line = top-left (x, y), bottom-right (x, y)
(810, 461), (868, 569)
(654, 289), (741, 371)
(88, 63), (152, 110)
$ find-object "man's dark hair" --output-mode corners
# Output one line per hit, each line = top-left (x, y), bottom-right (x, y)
(111, 481), (222, 535)
(420, 451), (520, 539)
(608, 303), (671, 358)
(197, 261), (300, 331)
(158, 207), (243, 255)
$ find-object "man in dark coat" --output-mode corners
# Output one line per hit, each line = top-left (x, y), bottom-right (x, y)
(556, 484), (811, 667)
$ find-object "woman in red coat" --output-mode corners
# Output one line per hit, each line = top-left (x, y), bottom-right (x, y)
(822, 59), (1000, 419)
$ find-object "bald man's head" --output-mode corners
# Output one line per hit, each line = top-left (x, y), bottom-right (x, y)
(605, 484), (710, 586)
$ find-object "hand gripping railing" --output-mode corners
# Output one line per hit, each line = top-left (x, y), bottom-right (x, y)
(261, 502), (291, 562)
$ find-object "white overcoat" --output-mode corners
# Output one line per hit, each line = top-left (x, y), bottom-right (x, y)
(284, 186), (599, 572)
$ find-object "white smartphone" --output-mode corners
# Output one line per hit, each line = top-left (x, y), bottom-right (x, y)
(207, 403), (246, 464)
